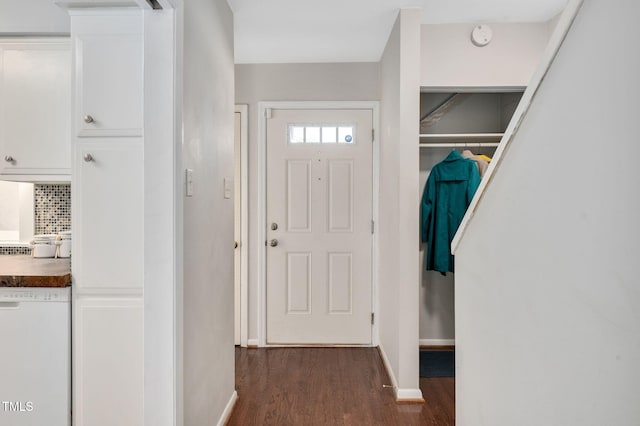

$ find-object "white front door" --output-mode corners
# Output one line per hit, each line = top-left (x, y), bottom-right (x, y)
(266, 108), (373, 344)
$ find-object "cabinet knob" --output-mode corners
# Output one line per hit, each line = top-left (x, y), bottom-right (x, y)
(83, 115), (94, 124)
(4, 155), (14, 163)
(83, 153), (94, 162)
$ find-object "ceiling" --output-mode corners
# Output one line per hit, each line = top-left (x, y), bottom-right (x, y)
(229, 0), (568, 64)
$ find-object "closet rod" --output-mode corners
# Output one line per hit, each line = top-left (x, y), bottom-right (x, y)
(419, 142), (500, 148)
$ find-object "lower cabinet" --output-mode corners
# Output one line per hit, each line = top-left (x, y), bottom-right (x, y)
(73, 296), (143, 426)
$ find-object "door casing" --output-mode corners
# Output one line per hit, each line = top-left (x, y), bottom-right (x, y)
(235, 104), (249, 347)
(257, 101), (380, 347)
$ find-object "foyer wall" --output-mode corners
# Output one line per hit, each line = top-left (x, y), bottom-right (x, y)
(455, 1), (640, 424)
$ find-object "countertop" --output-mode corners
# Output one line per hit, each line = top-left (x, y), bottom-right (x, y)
(0, 255), (71, 288)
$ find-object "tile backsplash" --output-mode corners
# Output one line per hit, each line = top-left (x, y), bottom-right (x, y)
(0, 184), (71, 254)
(0, 246), (32, 255)
(34, 184), (71, 235)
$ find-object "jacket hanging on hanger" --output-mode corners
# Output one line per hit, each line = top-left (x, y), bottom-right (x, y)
(461, 149), (489, 177)
(421, 150), (481, 274)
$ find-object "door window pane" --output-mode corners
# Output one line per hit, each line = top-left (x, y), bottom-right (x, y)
(305, 127), (321, 143)
(289, 126), (305, 144)
(288, 123), (356, 144)
(322, 127), (337, 143)
(338, 127), (354, 143)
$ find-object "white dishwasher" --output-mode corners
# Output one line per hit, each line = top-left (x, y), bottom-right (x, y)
(0, 286), (71, 426)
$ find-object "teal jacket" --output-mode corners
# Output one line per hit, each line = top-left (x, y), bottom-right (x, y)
(421, 150), (481, 274)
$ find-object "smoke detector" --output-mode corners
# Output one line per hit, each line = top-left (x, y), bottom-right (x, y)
(471, 25), (493, 47)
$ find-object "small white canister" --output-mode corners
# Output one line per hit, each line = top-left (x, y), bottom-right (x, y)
(58, 231), (72, 258)
(31, 234), (58, 258)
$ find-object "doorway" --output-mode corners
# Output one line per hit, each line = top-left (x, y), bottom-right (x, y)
(234, 104), (248, 346)
(263, 105), (376, 345)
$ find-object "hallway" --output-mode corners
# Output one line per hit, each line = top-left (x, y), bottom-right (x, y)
(227, 347), (454, 425)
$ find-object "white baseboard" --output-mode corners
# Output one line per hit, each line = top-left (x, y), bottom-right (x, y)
(378, 344), (424, 402)
(247, 338), (259, 348)
(419, 339), (455, 346)
(216, 390), (238, 426)
(396, 388), (424, 402)
(377, 343), (398, 391)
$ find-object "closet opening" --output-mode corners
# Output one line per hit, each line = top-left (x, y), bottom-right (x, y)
(418, 88), (524, 373)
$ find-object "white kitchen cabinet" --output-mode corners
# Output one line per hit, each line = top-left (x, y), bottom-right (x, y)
(72, 11), (143, 137)
(0, 39), (71, 181)
(70, 9), (145, 425)
(71, 10), (144, 292)
(72, 141), (143, 291)
(73, 296), (143, 426)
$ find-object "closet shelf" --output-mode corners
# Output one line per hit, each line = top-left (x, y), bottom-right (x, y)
(419, 132), (504, 142)
(420, 142), (500, 148)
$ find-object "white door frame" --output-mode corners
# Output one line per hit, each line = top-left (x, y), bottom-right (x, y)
(257, 101), (380, 347)
(235, 104), (249, 347)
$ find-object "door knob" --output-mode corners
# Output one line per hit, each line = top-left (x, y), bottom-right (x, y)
(84, 114), (94, 123)
(83, 153), (94, 162)
(269, 239), (278, 247)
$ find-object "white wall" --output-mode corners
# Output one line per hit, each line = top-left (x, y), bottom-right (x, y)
(378, 16), (401, 384)
(546, 12), (563, 36)
(234, 62), (380, 343)
(0, 0), (69, 34)
(421, 22), (550, 88)
(0, 182), (19, 240)
(455, 0), (640, 424)
(378, 8), (422, 399)
(143, 7), (180, 426)
(182, 0), (236, 423)
(0, 182), (34, 243)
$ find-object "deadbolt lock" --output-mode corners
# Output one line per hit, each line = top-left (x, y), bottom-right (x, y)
(271, 223), (278, 231)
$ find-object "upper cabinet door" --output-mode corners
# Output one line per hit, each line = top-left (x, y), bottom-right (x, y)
(0, 40), (71, 178)
(73, 12), (143, 138)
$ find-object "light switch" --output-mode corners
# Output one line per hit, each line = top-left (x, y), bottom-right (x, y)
(224, 177), (232, 199)
(185, 169), (194, 197)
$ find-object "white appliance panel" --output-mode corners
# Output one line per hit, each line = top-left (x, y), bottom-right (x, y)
(0, 287), (71, 426)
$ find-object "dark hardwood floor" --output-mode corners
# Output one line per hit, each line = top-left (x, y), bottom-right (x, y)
(227, 347), (455, 425)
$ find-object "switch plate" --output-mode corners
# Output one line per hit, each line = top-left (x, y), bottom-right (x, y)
(224, 177), (232, 199)
(185, 169), (194, 197)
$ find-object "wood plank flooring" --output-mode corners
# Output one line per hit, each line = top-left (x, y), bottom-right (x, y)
(227, 347), (455, 425)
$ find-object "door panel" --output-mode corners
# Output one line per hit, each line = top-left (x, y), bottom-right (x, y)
(328, 252), (352, 313)
(266, 108), (373, 344)
(74, 297), (143, 426)
(75, 33), (143, 137)
(328, 160), (354, 232)
(73, 141), (143, 290)
(0, 43), (71, 176)
(287, 160), (312, 232)
(287, 252), (312, 313)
